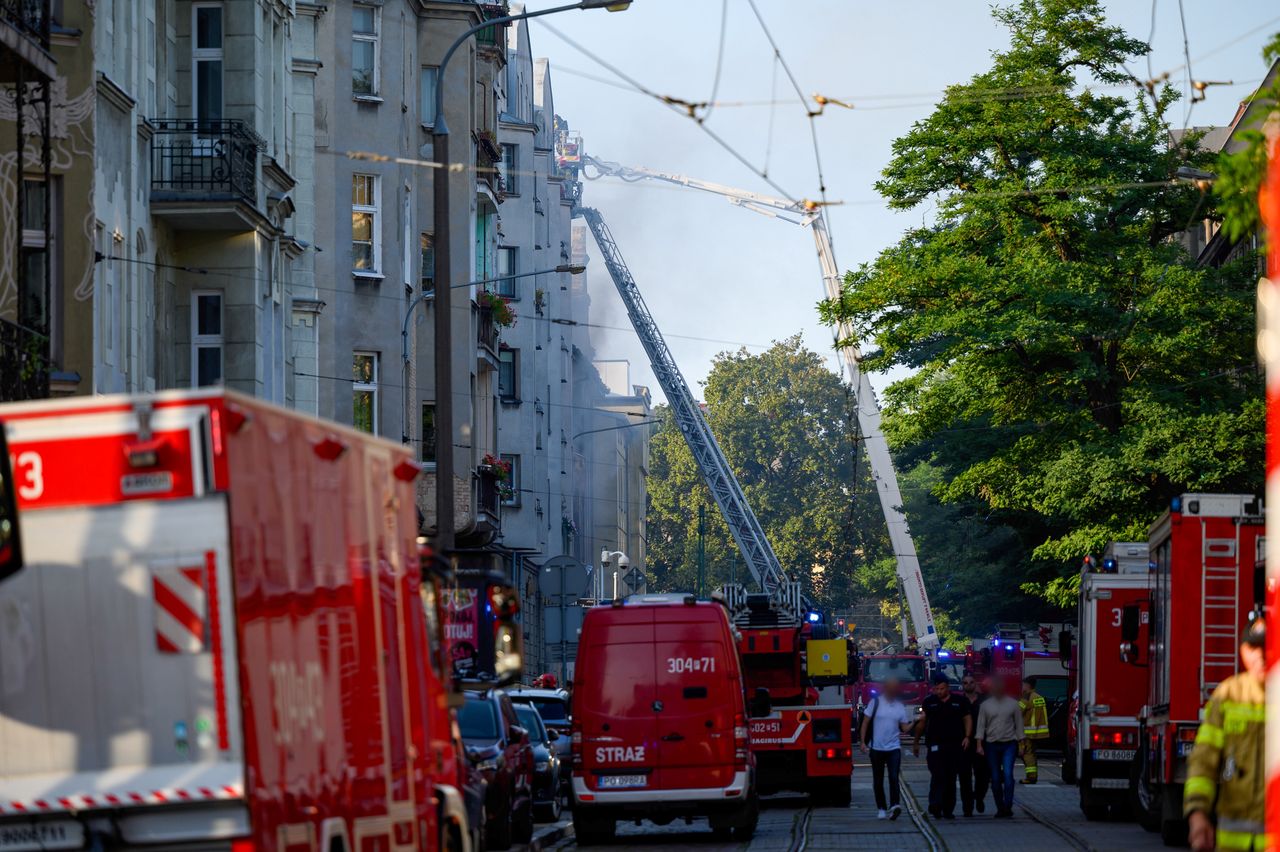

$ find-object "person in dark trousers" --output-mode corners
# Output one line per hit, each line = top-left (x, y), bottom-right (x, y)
(958, 673), (989, 816)
(858, 677), (914, 820)
(975, 675), (1025, 818)
(914, 674), (972, 820)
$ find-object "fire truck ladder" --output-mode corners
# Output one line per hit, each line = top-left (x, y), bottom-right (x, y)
(1200, 523), (1242, 696)
(581, 155), (938, 649)
(576, 206), (790, 597)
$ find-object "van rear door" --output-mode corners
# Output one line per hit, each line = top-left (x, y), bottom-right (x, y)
(578, 609), (657, 791)
(653, 609), (738, 790)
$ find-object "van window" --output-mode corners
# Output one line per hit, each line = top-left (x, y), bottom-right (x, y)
(1034, 676), (1069, 703)
(459, 698), (499, 739)
(864, 657), (926, 683)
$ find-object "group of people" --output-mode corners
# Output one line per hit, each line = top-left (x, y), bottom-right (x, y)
(858, 672), (1049, 820)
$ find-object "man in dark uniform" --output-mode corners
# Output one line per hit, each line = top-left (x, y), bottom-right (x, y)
(914, 673), (973, 819)
(958, 673), (989, 816)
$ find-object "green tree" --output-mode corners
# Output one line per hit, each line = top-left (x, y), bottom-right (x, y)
(645, 336), (889, 609)
(819, 0), (1263, 601)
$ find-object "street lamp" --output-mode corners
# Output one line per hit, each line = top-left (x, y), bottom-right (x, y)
(432, 0), (629, 553)
(403, 264), (587, 442)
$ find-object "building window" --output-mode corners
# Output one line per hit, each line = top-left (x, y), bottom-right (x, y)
(498, 348), (518, 400)
(192, 3), (224, 128)
(496, 247), (517, 298)
(191, 291), (224, 387)
(19, 179), (49, 331)
(420, 232), (435, 295)
(501, 143), (518, 195)
(420, 66), (438, 127)
(353, 352), (378, 432)
(352, 173), (379, 272)
(501, 453), (520, 506)
(421, 402), (437, 464)
(352, 4), (379, 96)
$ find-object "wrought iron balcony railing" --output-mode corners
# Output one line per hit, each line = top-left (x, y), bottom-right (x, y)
(477, 305), (499, 354)
(476, 464), (502, 520)
(0, 317), (48, 402)
(0, 0), (50, 48)
(150, 119), (264, 204)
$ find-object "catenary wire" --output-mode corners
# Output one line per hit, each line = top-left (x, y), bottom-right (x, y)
(700, 0), (729, 124)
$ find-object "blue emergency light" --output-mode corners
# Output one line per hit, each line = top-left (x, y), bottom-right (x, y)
(1004, 644), (1013, 652)
(807, 612), (821, 623)
(938, 650), (950, 658)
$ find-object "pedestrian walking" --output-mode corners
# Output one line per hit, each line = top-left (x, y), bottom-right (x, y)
(975, 675), (1024, 818)
(914, 674), (972, 820)
(958, 673), (990, 816)
(1184, 617), (1266, 851)
(1018, 677), (1049, 784)
(858, 677), (914, 821)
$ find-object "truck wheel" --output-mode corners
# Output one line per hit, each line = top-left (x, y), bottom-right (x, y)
(1061, 752), (1077, 785)
(732, 791), (760, 841)
(486, 804), (513, 850)
(572, 810), (615, 845)
(513, 798), (535, 844)
(1130, 749), (1161, 833)
(1159, 784), (1187, 847)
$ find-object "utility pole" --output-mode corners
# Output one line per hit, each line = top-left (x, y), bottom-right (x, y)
(697, 503), (706, 599)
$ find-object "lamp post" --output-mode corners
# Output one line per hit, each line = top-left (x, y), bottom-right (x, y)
(432, 0), (629, 554)
(403, 264), (585, 444)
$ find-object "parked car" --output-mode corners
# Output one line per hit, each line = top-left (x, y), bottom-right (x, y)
(509, 687), (572, 779)
(515, 703), (564, 822)
(460, 690), (535, 849)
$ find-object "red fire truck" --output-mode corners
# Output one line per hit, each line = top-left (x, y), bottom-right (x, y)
(0, 390), (520, 852)
(1063, 541), (1152, 819)
(721, 584), (854, 805)
(1129, 494), (1264, 846)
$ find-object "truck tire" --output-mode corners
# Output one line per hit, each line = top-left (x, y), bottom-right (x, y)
(733, 791), (761, 840)
(513, 798), (534, 844)
(1061, 751), (1077, 785)
(1159, 784), (1187, 847)
(572, 810), (615, 845)
(1130, 748), (1161, 833)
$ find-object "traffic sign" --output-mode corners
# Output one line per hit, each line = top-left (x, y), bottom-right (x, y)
(623, 566), (646, 594)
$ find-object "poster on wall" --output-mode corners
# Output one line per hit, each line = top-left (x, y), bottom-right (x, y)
(443, 588), (480, 677)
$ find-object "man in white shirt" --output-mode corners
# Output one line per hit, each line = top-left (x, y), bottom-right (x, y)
(859, 677), (914, 820)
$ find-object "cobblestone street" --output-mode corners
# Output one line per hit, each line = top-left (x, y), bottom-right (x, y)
(541, 752), (1168, 851)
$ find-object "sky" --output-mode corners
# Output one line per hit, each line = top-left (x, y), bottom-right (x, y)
(520, 0), (1280, 403)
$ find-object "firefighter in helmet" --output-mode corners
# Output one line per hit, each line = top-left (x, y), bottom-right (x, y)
(1018, 677), (1049, 784)
(1184, 616), (1266, 851)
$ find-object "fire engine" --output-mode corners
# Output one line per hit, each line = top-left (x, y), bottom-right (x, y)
(1063, 541), (1152, 819)
(0, 390), (522, 852)
(1128, 494), (1264, 846)
(720, 583), (855, 805)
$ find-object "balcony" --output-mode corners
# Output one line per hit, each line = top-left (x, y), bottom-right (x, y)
(0, 0), (54, 82)
(149, 119), (266, 229)
(0, 318), (48, 402)
(476, 463), (502, 529)
(476, 131), (503, 200)
(476, 304), (499, 370)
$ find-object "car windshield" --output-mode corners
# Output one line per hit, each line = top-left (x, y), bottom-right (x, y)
(937, 660), (965, 687)
(527, 697), (567, 723)
(1034, 676), (1070, 703)
(865, 657), (926, 683)
(459, 698), (500, 739)
(515, 705), (546, 740)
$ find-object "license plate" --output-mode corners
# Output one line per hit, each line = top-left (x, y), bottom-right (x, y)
(598, 775), (647, 788)
(1178, 741), (1195, 757)
(0, 821), (85, 851)
(1092, 749), (1136, 761)
(1091, 778), (1129, 789)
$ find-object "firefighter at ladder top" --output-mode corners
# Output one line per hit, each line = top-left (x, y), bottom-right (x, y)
(1184, 617), (1266, 852)
(1018, 677), (1049, 784)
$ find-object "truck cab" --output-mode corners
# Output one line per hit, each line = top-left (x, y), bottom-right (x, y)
(854, 653), (930, 714)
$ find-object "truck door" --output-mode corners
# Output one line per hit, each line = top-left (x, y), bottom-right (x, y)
(1089, 586), (1149, 721)
(653, 614), (736, 789)
(578, 614), (657, 791)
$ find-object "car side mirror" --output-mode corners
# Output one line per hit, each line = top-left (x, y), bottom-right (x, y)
(0, 427), (24, 584)
(1058, 630), (1073, 665)
(547, 728), (560, 741)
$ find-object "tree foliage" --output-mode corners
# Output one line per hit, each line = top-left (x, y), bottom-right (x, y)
(819, 0), (1263, 601)
(1215, 33), (1279, 241)
(645, 337), (889, 608)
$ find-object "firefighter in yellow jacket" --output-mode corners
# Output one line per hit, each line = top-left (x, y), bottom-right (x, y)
(1018, 677), (1049, 784)
(1184, 617), (1266, 851)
